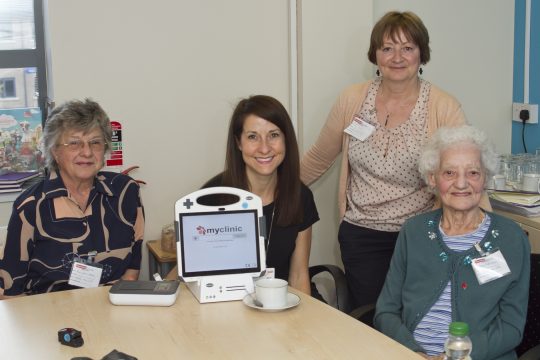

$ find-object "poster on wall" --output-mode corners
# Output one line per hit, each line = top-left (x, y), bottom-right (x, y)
(106, 121), (124, 170)
(0, 108), (44, 173)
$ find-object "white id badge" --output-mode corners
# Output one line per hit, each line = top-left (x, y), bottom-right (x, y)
(68, 260), (103, 288)
(471, 250), (511, 285)
(344, 116), (375, 141)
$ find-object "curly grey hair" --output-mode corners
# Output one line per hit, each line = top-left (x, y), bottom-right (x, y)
(42, 99), (112, 171)
(418, 125), (499, 189)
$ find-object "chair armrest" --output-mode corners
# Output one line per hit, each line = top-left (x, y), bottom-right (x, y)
(349, 303), (376, 328)
(519, 344), (540, 360)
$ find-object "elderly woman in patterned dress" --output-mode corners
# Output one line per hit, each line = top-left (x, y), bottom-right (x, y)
(375, 125), (530, 360)
(0, 99), (144, 298)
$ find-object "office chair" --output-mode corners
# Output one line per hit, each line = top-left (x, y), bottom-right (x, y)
(309, 265), (376, 327)
(309, 264), (351, 313)
(517, 253), (540, 358)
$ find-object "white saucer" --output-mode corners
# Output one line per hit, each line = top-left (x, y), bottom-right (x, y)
(242, 292), (300, 312)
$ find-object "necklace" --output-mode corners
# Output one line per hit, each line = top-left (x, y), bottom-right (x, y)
(266, 205), (275, 253)
(380, 98), (415, 127)
(378, 81), (420, 128)
(441, 210), (486, 235)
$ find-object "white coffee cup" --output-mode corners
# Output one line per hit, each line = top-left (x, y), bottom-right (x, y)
(255, 278), (288, 308)
(522, 173), (540, 193)
(492, 174), (506, 190)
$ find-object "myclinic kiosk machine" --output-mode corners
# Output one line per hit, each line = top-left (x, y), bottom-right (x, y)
(175, 187), (266, 303)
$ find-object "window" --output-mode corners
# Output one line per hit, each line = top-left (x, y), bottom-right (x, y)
(0, 2), (36, 50)
(0, 0), (47, 172)
(0, 0), (46, 109)
(0, 78), (16, 98)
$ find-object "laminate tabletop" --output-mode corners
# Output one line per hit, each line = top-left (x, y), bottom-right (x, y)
(0, 284), (423, 359)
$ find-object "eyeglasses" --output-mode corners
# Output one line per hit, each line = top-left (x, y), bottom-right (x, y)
(59, 138), (106, 152)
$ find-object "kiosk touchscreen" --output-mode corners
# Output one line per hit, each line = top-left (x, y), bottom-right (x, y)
(175, 187), (266, 303)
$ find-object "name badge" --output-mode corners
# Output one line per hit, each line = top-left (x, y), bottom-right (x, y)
(344, 115), (375, 141)
(471, 250), (511, 285)
(263, 267), (275, 279)
(68, 260), (103, 288)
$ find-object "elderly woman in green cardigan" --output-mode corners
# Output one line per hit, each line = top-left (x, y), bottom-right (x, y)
(374, 125), (530, 360)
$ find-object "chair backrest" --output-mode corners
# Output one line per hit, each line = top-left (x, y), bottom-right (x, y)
(517, 253), (540, 357)
(309, 264), (377, 328)
(309, 264), (351, 313)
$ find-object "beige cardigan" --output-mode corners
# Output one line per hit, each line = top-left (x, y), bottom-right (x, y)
(300, 80), (490, 219)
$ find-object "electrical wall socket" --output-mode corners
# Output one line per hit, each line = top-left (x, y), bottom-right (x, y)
(512, 102), (538, 123)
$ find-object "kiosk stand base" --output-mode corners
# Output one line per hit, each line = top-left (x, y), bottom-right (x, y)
(187, 274), (255, 303)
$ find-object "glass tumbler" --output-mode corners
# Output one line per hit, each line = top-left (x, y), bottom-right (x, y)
(508, 159), (525, 188)
(160, 223), (176, 253)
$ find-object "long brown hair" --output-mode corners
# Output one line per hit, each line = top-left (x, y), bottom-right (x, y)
(222, 95), (302, 226)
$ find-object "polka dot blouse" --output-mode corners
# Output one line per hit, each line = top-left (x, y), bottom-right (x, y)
(345, 78), (434, 231)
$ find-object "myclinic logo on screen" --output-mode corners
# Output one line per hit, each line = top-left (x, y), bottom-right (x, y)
(196, 225), (243, 235)
(196, 226), (206, 235)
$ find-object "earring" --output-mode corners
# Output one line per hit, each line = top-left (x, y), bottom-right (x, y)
(376, 69), (380, 77)
(419, 67), (423, 75)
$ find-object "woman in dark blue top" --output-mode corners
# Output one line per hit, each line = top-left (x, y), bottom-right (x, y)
(168, 95), (319, 294)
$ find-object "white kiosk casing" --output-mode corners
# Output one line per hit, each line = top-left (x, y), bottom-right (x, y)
(175, 187), (266, 303)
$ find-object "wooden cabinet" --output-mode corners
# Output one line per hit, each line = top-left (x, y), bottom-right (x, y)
(494, 210), (540, 254)
(146, 239), (177, 278)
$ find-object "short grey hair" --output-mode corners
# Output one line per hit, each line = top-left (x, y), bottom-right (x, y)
(418, 125), (499, 187)
(43, 99), (112, 171)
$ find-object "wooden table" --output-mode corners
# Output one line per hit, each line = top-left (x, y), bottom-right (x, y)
(0, 285), (423, 359)
(146, 239), (177, 278)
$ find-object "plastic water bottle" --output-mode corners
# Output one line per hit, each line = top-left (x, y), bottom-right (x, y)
(444, 322), (472, 360)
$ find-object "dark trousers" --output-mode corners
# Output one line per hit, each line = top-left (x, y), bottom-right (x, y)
(338, 220), (399, 309)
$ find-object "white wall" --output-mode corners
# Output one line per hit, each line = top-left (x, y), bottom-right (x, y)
(0, 203), (10, 228)
(0, 225), (6, 249)
(298, 0), (372, 267)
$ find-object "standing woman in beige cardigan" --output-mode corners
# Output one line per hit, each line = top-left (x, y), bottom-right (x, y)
(301, 11), (468, 310)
